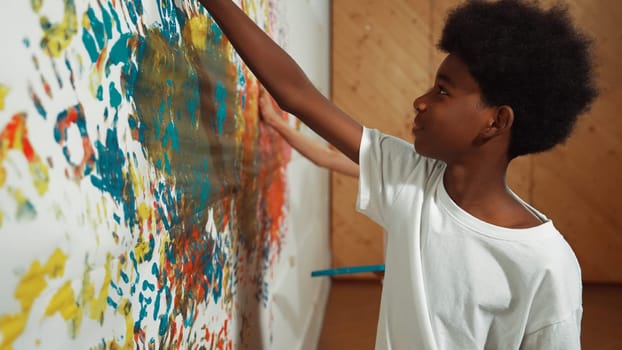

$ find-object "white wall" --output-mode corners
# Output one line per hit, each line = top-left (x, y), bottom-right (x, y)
(271, 3), (332, 349)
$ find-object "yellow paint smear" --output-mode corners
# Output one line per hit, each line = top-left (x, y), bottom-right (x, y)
(16, 261), (49, 311)
(183, 16), (209, 50)
(0, 85), (9, 110)
(128, 161), (145, 195)
(88, 254), (112, 322)
(106, 299), (134, 349)
(44, 281), (79, 320)
(0, 313), (28, 350)
(30, 160), (49, 196)
(137, 203), (151, 222)
(39, 0), (78, 57)
(43, 248), (68, 278)
(134, 237), (151, 264)
(31, 0), (43, 13)
(40, 253), (113, 337)
(0, 248), (67, 349)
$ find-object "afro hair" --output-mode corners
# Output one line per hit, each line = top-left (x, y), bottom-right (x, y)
(439, 0), (598, 158)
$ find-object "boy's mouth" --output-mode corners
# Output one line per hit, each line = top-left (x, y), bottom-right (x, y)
(412, 120), (423, 133)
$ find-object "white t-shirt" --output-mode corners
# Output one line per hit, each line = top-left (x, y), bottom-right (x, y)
(356, 128), (582, 350)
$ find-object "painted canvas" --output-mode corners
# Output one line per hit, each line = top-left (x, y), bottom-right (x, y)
(0, 0), (309, 348)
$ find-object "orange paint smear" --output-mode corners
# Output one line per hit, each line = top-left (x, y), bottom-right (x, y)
(2, 114), (36, 162)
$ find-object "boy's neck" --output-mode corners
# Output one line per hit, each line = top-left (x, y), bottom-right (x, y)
(443, 158), (543, 229)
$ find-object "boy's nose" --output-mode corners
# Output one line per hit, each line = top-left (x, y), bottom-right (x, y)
(413, 98), (426, 113)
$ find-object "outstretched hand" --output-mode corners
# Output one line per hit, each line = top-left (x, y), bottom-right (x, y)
(258, 87), (286, 128)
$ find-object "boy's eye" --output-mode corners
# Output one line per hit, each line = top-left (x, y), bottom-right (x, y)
(438, 85), (448, 96)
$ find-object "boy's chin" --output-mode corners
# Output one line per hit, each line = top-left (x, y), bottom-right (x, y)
(413, 141), (439, 160)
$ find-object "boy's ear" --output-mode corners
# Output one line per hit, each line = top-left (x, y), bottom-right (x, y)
(481, 105), (514, 139)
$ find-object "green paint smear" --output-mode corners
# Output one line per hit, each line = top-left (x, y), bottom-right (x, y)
(132, 28), (241, 230)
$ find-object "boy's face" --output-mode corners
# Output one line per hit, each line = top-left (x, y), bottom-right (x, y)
(412, 54), (496, 162)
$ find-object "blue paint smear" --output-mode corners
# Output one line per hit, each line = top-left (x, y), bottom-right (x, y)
(173, 3), (187, 31)
(108, 34), (133, 68)
(54, 108), (68, 143)
(125, 0), (143, 29)
(156, 206), (170, 231)
(128, 115), (145, 143)
(142, 280), (155, 292)
(185, 80), (200, 126)
(211, 22), (222, 43)
(120, 270), (129, 283)
(158, 315), (169, 337)
(134, 292), (152, 332)
(184, 307), (195, 328)
(214, 81), (227, 134)
(107, 2), (122, 34)
(163, 152), (171, 176)
(109, 82), (122, 108)
(91, 129), (126, 203)
(129, 251), (139, 295)
(190, 159), (211, 213)
(81, 22), (99, 62)
(155, 286), (172, 335)
(203, 238), (224, 304)
(101, 5), (113, 39)
(162, 121), (179, 151)
(151, 262), (159, 277)
(33, 96), (46, 119)
(90, 126), (141, 228)
(86, 6), (105, 49)
(106, 296), (118, 309)
(238, 65), (247, 107)
(156, 0), (181, 44)
(154, 182), (179, 231)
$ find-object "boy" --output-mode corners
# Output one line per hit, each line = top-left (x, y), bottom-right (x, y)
(199, 0), (597, 348)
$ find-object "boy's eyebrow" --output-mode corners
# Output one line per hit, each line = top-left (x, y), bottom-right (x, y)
(437, 73), (455, 87)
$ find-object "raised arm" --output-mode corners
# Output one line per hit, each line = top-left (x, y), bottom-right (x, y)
(199, 0), (362, 162)
(259, 90), (359, 177)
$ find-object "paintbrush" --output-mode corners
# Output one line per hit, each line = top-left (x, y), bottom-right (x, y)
(311, 264), (385, 277)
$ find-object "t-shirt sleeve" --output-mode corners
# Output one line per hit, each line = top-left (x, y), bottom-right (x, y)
(519, 308), (582, 350)
(356, 127), (429, 228)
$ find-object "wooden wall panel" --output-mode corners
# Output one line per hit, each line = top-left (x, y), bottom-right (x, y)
(331, 0), (432, 278)
(331, 0), (622, 282)
(529, 0), (622, 282)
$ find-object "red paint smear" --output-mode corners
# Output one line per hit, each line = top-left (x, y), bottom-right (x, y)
(214, 319), (232, 350)
(244, 70), (291, 252)
(43, 81), (52, 97)
(1, 113), (36, 162)
(54, 105), (96, 179)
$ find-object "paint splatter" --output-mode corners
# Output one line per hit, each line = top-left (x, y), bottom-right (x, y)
(53, 104), (96, 179)
(0, 84), (9, 110)
(0, 113), (49, 195)
(0, 248), (67, 349)
(2, 0), (291, 348)
(36, 0), (78, 57)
